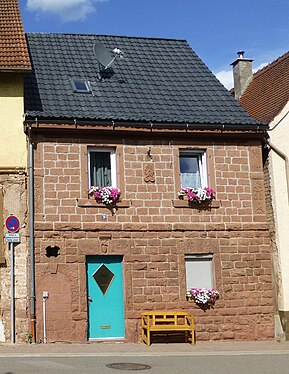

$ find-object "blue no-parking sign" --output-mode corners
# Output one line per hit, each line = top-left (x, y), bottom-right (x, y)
(5, 215), (20, 233)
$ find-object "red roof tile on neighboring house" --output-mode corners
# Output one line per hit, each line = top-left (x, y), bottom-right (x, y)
(0, 0), (31, 70)
(240, 51), (289, 124)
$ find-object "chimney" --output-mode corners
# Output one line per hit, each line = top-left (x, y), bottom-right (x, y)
(231, 51), (253, 100)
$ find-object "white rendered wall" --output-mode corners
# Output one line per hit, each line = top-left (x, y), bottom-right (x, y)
(269, 100), (289, 311)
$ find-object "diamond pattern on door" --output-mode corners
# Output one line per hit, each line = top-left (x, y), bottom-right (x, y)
(93, 264), (114, 295)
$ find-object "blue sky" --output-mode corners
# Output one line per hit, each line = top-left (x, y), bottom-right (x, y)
(20, 0), (289, 89)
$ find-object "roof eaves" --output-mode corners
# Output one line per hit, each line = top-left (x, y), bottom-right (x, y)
(24, 115), (268, 131)
(0, 67), (32, 73)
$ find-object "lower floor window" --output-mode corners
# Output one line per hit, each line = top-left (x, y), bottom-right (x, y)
(185, 254), (214, 289)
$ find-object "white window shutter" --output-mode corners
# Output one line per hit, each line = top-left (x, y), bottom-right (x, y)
(185, 255), (213, 289)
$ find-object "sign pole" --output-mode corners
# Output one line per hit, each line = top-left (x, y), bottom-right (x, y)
(10, 241), (15, 344)
(5, 214), (21, 344)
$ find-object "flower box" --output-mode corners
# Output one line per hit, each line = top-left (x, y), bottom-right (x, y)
(178, 187), (215, 204)
(186, 287), (219, 306)
(88, 186), (121, 213)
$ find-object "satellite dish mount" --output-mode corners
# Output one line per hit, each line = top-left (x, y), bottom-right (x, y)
(93, 43), (124, 80)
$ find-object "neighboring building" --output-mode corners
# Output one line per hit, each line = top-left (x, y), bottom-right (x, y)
(234, 51), (289, 339)
(24, 33), (275, 343)
(0, 0), (31, 342)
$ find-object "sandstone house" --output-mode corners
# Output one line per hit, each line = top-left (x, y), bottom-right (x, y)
(23, 33), (274, 343)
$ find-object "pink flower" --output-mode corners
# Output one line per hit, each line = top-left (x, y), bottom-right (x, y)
(88, 186), (121, 206)
(186, 287), (219, 305)
(178, 187), (216, 203)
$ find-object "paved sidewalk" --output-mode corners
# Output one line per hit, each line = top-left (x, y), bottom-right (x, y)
(1, 340), (289, 356)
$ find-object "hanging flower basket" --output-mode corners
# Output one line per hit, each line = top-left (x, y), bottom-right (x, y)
(88, 186), (121, 207)
(186, 287), (219, 306)
(178, 187), (215, 204)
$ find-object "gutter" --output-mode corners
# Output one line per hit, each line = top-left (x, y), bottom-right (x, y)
(0, 67), (32, 73)
(267, 110), (289, 132)
(28, 123), (36, 343)
(24, 117), (268, 132)
(266, 140), (289, 207)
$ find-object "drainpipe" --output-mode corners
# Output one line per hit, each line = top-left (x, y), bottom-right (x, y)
(42, 291), (49, 343)
(28, 123), (36, 343)
(266, 140), (289, 208)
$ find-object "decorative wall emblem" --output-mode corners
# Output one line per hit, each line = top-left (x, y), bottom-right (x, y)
(250, 147), (261, 172)
(144, 163), (155, 183)
(100, 240), (109, 253)
(252, 180), (266, 214)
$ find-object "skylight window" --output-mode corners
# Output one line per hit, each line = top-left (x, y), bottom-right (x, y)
(71, 79), (91, 93)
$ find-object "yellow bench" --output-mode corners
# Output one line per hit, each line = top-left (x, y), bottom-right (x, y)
(141, 311), (194, 346)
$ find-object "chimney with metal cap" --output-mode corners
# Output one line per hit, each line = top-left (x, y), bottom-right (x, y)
(231, 51), (253, 100)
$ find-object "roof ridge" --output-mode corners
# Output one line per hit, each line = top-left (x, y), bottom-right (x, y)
(25, 32), (187, 43)
(253, 50), (289, 79)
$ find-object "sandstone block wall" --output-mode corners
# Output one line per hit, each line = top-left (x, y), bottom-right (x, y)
(32, 133), (275, 342)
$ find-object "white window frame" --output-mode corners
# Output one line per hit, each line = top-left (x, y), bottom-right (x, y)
(87, 147), (117, 188)
(185, 254), (214, 290)
(179, 149), (208, 188)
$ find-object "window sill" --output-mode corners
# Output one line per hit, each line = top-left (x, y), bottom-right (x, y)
(172, 199), (221, 209)
(77, 198), (131, 208)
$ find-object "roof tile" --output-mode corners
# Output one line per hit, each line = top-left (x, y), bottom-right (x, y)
(240, 52), (289, 123)
(25, 33), (263, 127)
(0, 0), (31, 70)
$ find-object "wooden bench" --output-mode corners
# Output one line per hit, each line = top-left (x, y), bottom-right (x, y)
(141, 311), (194, 346)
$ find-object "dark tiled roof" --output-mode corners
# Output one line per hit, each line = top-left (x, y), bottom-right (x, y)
(0, 0), (31, 70)
(240, 52), (289, 123)
(25, 33), (263, 127)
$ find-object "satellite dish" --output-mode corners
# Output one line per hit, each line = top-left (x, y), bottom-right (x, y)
(93, 43), (124, 81)
(93, 43), (114, 69)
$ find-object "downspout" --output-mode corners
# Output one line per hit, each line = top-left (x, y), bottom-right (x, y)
(28, 123), (36, 343)
(266, 140), (289, 207)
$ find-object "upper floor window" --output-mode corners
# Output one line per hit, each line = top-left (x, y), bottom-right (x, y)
(88, 148), (117, 187)
(179, 150), (207, 188)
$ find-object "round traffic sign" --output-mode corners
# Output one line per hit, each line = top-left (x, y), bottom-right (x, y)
(5, 215), (20, 233)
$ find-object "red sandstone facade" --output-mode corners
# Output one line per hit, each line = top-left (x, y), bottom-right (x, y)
(30, 127), (274, 342)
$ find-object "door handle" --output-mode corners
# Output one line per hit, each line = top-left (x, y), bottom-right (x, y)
(88, 296), (92, 303)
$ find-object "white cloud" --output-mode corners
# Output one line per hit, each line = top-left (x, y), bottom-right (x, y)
(253, 62), (268, 73)
(215, 70), (234, 90)
(215, 62), (269, 91)
(27, 0), (107, 22)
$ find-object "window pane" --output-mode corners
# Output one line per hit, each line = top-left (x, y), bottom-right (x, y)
(90, 152), (112, 186)
(74, 80), (87, 91)
(185, 257), (213, 289)
(180, 155), (201, 188)
(180, 155), (199, 173)
(93, 264), (114, 295)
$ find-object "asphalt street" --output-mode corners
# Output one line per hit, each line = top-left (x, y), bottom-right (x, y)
(0, 353), (289, 374)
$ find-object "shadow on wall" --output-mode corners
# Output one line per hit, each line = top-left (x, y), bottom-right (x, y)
(36, 271), (73, 343)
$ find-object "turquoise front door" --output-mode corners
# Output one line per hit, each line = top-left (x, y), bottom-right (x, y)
(86, 255), (125, 339)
